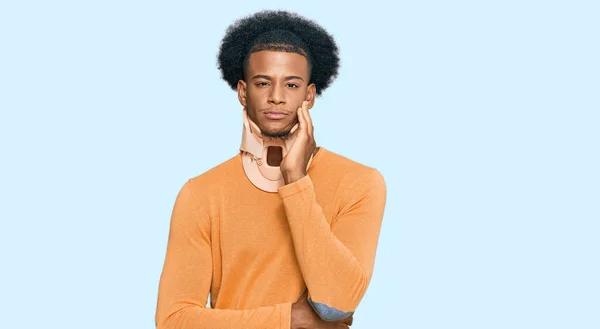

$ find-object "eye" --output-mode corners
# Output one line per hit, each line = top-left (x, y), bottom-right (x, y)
(287, 83), (299, 88)
(256, 82), (270, 87)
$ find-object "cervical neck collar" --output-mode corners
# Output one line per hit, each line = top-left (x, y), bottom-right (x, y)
(240, 108), (314, 192)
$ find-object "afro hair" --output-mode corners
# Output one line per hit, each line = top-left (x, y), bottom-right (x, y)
(217, 10), (340, 96)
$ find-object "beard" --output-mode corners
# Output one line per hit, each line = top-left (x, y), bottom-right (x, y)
(260, 127), (293, 140)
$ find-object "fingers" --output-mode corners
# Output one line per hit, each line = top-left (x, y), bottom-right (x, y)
(342, 315), (353, 326)
(323, 314), (353, 328)
(297, 101), (313, 137)
(303, 100), (313, 137)
(297, 102), (306, 132)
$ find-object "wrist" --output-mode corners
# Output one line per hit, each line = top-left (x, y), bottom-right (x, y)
(282, 171), (306, 185)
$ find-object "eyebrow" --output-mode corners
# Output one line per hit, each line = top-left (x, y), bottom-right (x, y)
(251, 75), (305, 81)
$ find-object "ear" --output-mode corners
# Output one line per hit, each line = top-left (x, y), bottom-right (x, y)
(237, 80), (247, 107)
(306, 83), (316, 109)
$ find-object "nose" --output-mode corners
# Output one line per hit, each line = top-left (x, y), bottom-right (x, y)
(267, 83), (285, 105)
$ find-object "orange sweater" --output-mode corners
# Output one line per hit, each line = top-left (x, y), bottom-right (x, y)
(155, 147), (387, 329)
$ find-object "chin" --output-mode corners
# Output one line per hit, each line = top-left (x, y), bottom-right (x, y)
(260, 125), (293, 139)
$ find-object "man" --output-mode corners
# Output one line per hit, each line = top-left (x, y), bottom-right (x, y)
(155, 10), (387, 329)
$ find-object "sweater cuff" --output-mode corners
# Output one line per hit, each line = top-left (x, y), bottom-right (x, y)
(280, 302), (292, 329)
(278, 174), (313, 198)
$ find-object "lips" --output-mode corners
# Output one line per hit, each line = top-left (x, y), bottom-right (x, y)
(264, 110), (289, 115)
(263, 110), (289, 120)
(265, 112), (287, 119)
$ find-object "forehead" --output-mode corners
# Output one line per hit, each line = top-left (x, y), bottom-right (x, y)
(246, 51), (309, 78)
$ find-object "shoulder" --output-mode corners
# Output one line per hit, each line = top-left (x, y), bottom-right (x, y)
(184, 153), (241, 198)
(318, 148), (386, 188)
(317, 149), (386, 219)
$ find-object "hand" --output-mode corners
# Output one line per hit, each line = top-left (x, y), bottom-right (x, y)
(291, 290), (353, 329)
(280, 100), (316, 185)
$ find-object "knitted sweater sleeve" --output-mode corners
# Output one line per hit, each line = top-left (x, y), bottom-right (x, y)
(278, 169), (387, 321)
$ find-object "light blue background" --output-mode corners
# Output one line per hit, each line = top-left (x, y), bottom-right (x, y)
(1, 1), (598, 328)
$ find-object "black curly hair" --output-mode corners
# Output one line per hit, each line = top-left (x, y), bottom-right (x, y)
(217, 10), (340, 96)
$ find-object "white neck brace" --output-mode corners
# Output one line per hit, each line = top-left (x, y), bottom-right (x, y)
(239, 108), (314, 192)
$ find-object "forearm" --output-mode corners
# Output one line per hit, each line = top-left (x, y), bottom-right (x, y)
(278, 170), (386, 320)
(282, 189), (367, 317)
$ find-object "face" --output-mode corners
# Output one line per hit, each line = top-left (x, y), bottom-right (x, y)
(237, 50), (316, 139)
